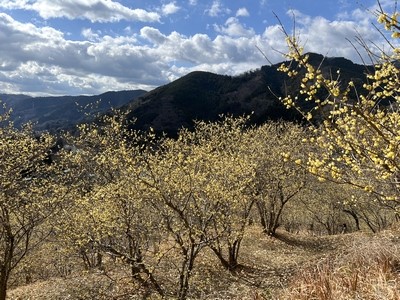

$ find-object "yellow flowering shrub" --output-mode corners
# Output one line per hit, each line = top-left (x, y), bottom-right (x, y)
(278, 2), (400, 202)
(0, 105), (68, 300)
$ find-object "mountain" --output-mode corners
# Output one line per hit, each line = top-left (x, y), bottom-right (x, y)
(123, 53), (369, 136)
(124, 67), (296, 137)
(0, 53), (369, 135)
(1, 90), (147, 131)
(0, 93), (32, 104)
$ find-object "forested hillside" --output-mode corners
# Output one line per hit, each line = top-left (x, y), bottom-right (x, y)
(1, 90), (146, 131)
(123, 52), (368, 136)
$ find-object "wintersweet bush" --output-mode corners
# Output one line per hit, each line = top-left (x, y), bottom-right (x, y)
(278, 1), (400, 204)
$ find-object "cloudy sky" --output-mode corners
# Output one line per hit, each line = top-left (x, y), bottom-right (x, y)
(0, 0), (394, 96)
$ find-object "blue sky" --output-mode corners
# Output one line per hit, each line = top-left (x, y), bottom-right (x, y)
(0, 0), (393, 96)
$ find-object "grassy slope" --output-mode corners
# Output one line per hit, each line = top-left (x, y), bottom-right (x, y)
(8, 227), (399, 299)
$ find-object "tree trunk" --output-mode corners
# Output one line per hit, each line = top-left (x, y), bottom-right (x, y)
(95, 252), (102, 269)
(210, 239), (241, 271)
(256, 200), (268, 232)
(0, 237), (14, 300)
(177, 245), (196, 300)
(266, 210), (278, 236)
(256, 197), (284, 236)
(343, 209), (360, 231)
(0, 272), (7, 300)
(227, 240), (240, 270)
(98, 242), (164, 297)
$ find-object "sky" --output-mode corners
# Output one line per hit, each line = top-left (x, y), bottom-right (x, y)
(0, 0), (395, 96)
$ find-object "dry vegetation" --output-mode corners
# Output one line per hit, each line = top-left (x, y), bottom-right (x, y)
(7, 227), (400, 299)
(279, 228), (400, 300)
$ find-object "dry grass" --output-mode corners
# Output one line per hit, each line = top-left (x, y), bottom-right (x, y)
(278, 230), (400, 300)
(7, 227), (400, 299)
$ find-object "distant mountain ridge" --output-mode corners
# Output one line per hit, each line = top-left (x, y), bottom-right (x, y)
(1, 53), (369, 134)
(123, 52), (368, 136)
(1, 90), (147, 131)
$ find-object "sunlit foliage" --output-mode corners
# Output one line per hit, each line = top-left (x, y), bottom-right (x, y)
(277, 2), (400, 204)
(249, 122), (309, 236)
(0, 105), (68, 300)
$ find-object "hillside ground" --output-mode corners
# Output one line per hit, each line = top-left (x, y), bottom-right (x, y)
(7, 226), (400, 299)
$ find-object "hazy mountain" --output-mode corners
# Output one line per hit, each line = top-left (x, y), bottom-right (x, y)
(124, 53), (369, 136)
(1, 90), (147, 131)
(0, 93), (32, 104)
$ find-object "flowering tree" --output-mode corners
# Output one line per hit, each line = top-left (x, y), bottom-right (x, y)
(58, 113), (165, 297)
(277, 2), (400, 205)
(249, 122), (309, 236)
(187, 117), (256, 271)
(0, 106), (67, 300)
(141, 116), (256, 298)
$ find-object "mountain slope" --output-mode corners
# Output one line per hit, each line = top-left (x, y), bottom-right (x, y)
(0, 93), (32, 104)
(2, 90), (147, 131)
(124, 53), (368, 136)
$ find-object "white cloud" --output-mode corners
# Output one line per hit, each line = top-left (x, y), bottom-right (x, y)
(188, 0), (197, 5)
(140, 26), (167, 44)
(236, 7), (250, 18)
(287, 9), (312, 26)
(81, 28), (101, 42)
(161, 2), (180, 16)
(206, 0), (231, 17)
(214, 17), (255, 37)
(0, 0), (29, 9)
(292, 15), (385, 60)
(0, 5), (394, 96)
(0, 13), (165, 95)
(0, 12), (269, 95)
(0, 0), (161, 23)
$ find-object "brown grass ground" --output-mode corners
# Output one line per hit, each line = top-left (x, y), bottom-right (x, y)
(7, 226), (399, 299)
